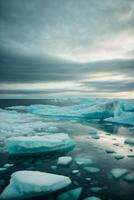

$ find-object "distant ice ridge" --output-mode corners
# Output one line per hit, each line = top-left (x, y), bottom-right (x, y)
(27, 99), (134, 125)
(6, 133), (75, 155)
(0, 170), (71, 199)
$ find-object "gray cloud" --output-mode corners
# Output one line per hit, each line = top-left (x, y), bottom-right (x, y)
(0, 0), (134, 98)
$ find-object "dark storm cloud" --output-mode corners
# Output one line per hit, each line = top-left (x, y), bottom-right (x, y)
(0, 0), (134, 97)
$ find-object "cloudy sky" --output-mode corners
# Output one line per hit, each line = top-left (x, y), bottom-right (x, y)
(0, 0), (134, 98)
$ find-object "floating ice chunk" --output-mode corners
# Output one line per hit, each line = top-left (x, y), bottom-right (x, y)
(57, 187), (82, 200)
(57, 156), (72, 166)
(75, 158), (93, 166)
(72, 170), (80, 177)
(110, 168), (128, 179)
(127, 154), (134, 158)
(72, 170), (80, 175)
(85, 177), (92, 181)
(3, 163), (14, 168)
(84, 167), (100, 173)
(91, 135), (100, 140)
(114, 155), (124, 160)
(83, 196), (102, 200)
(0, 170), (71, 199)
(105, 149), (115, 154)
(90, 187), (102, 193)
(123, 172), (134, 183)
(124, 139), (134, 145)
(6, 133), (75, 155)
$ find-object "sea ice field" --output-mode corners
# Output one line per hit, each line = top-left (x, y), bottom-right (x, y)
(0, 98), (134, 200)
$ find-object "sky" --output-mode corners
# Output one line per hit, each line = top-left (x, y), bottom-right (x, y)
(0, 0), (134, 99)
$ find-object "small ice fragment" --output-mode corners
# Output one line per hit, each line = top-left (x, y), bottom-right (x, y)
(4, 163), (14, 168)
(91, 135), (100, 140)
(75, 158), (93, 166)
(51, 165), (57, 170)
(72, 170), (80, 175)
(127, 155), (134, 158)
(114, 155), (124, 160)
(124, 139), (134, 145)
(0, 170), (71, 199)
(105, 149), (115, 154)
(84, 167), (100, 173)
(57, 156), (72, 166)
(57, 187), (82, 200)
(123, 172), (134, 183)
(83, 196), (102, 200)
(90, 187), (102, 193)
(110, 168), (128, 179)
(85, 177), (92, 181)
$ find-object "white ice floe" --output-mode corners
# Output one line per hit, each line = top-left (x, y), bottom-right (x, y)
(57, 156), (72, 166)
(57, 187), (82, 200)
(0, 170), (71, 199)
(6, 133), (75, 155)
(110, 168), (128, 179)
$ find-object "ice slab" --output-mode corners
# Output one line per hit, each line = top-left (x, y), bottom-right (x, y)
(110, 168), (128, 179)
(57, 156), (72, 166)
(0, 170), (71, 199)
(57, 187), (82, 200)
(6, 133), (75, 155)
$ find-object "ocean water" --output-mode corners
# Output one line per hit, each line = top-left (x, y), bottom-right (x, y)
(0, 99), (133, 200)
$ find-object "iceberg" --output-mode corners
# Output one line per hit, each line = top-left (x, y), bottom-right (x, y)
(0, 170), (71, 199)
(6, 133), (75, 155)
(27, 100), (115, 120)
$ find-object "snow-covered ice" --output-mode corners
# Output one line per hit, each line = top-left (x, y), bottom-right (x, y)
(57, 156), (72, 166)
(6, 133), (75, 155)
(0, 170), (71, 199)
